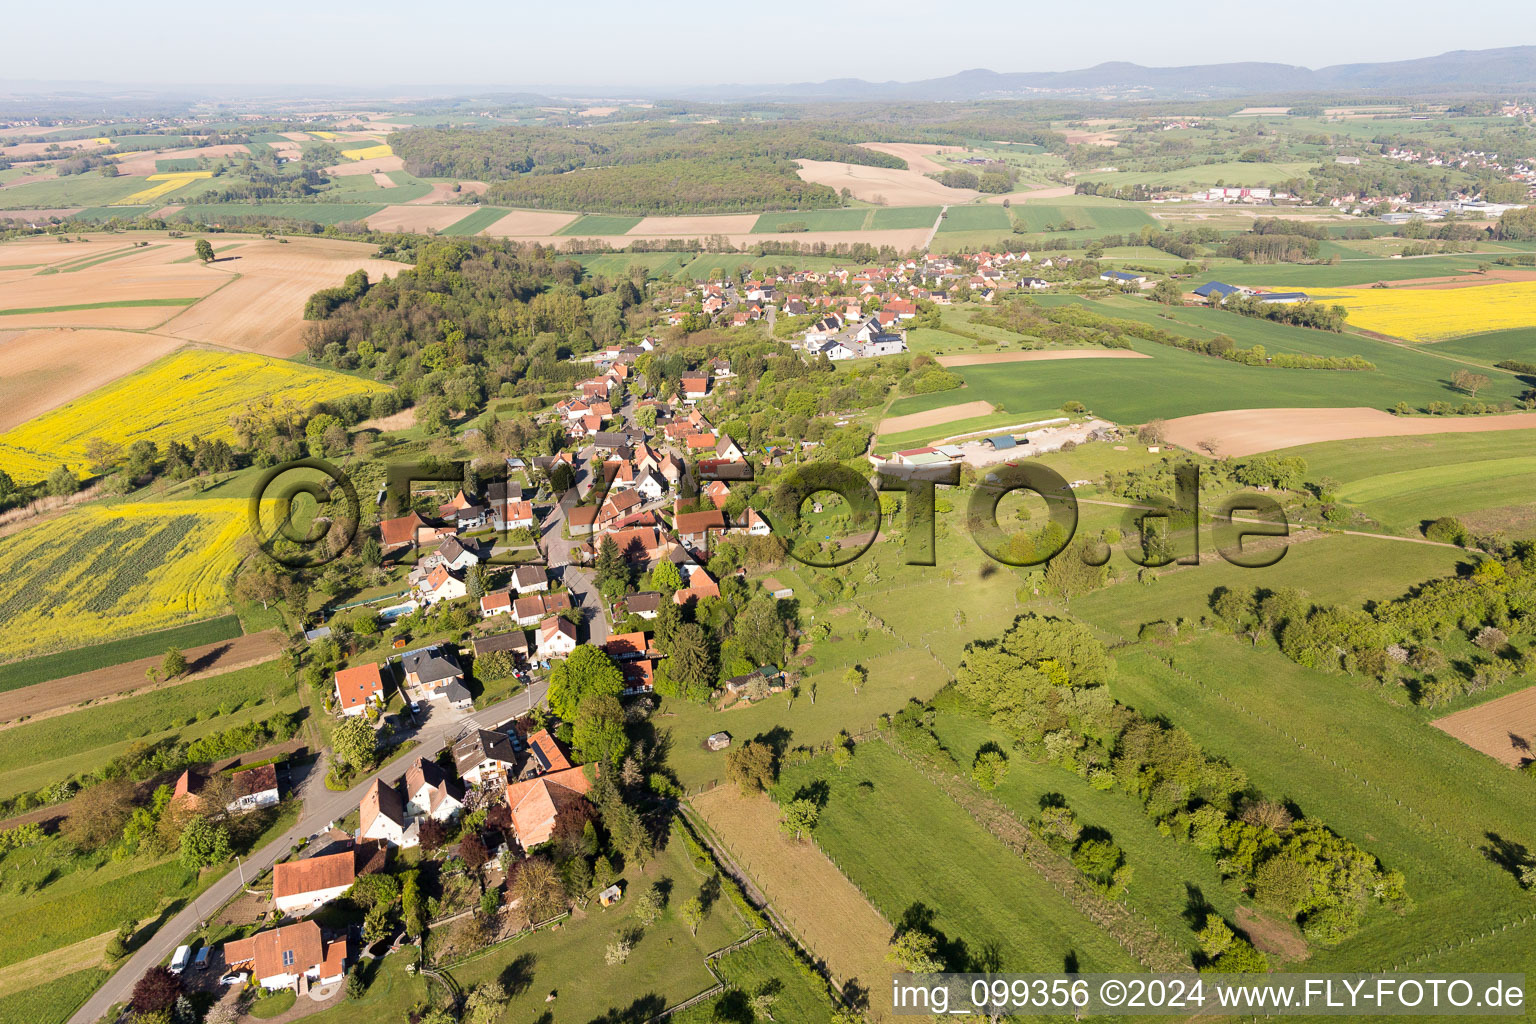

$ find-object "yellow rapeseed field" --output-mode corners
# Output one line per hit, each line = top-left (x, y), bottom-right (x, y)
(310, 131), (339, 140)
(0, 349), (389, 483)
(341, 143), (392, 161)
(1311, 280), (1536, 342)
(0, 500), (248, 660)
(113, 171), (214, 206)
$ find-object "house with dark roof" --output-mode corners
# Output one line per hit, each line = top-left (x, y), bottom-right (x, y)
(472, 630), (531, 660)
(403, 757), (464, 821)
(1192, 280), (1246, 303)
(453, 729), (518, 787)
(359, 777), (416, 847)
(401, 645), (464, 700)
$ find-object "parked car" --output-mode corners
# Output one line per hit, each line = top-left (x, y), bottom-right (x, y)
(170, 945), (191, 974)
(193, 946), (211, 971)
(218, 971), (248, 986)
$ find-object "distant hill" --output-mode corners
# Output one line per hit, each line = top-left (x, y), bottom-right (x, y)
(678, 47), (1536, 102)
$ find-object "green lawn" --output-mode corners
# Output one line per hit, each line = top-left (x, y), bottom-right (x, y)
(448, 832), (749, 1023)
(306, 957), (432, 1024)
(667, 935), (834, 1023)
(878, 293), (1526, 423)
(935, 205), (1012, 233)
(928, 710), (1237, 960)
(1432, 326), (1536, 367)
(0, 662), (300, 801)
(0, 967), (110, 1024)
(777, 740), (1142, 973)
(0, 175), (148, 210)
(572, 252), (693, 279)
(869, 205), (941, 230)
(439, 207), (516, 236)
(0, 297), (196, 316)
(1274, 432), (1536, 534)
(0, 614), (242, 691)
(557, 214), (643, 235)
(751, 209), (869, 233)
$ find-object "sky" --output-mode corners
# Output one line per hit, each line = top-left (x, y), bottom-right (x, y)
(7, 0), (1536, 92)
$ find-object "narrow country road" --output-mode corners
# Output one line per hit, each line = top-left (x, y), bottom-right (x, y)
(67, 681), (548, 1024)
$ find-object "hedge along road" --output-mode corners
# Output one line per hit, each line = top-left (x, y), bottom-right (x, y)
(66, 680), (550, 1024)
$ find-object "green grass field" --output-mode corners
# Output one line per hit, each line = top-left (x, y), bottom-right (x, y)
(1010, 197), (1158, 236)
(1080, 160), (1319, 190)
(1274, 432), (1536, 534)
(0, 967), (110, 1024)
(556, 214), (643, 235)
(573, 252), (693, 279)
(870, 205), (941, 229)
(449, 832), (749, 1023)
(0, 175), (148, 210)
(1192, 253), (1522, 288)
(439, 206), (516, 236)
(65, 205), (154, 222)
(936, 205), (1012, 233)
(777, 740), (1143, 973)
(0, 614), (242, 691)
(1432, 326), (1536, 367)
(166, 203), (385, 226)
(0, 662), (299, 801)
(880, 293), (1526, 424)
(0, 297), (197, 316)
(667, 934), (833, 1023)
(751, 209), (870, 233)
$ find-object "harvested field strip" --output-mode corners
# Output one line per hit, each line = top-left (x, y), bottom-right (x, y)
(1161, 407), (1536, 458)
(877, 399), (995, 435)
(0, 297), (196, 316)
(60, 244), (166, 272)
(1432, 686), (1536, 767)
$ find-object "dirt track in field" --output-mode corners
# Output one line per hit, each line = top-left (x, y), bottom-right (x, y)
(1162, 407), (1536, 457)
(691, 786), (895, 1020)
(936, 349), (1153, 367)
(878, 399), (996, 435)
(1433, 686), (1536, 767)
(2, 628), (285, 724)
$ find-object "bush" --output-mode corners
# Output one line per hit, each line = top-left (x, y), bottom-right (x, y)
(1424, 516), (1469, 546)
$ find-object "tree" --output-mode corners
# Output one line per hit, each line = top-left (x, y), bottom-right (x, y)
(887, 929), (944, 973)
(131, 967), (182, 1014)
(332, 716), (378, 772)
(649, 559), (683, 593)
(1150, 279), (1183, 305)
(971, 748), (1009, 790)
(62, 777), (135, 851)
(548, 645), (624, 720)
(573, 693), (629, 767)
(194, 239), (215, 264)
(1452, 369), (1491, 397)
(1197, 915), (1235, 959)
(47, 463), (78, 496)
(513, 857), (566, 922)
(346, 970), (367, 1001)
(605, 935), (633, 965)
(179, 814), (231, 869)
(735, 593), (786, 667)
(778, 798), (820, 840)
(161, 647), (188, 679)
(843, 665), (866, 695)
(464, 980), (507, 1024)
(1044, 542), (1108, 604)
(633, 883), (664, 926)
(460, 834), (490, 872)
(680, 895), (705, 936)
(725, 739), (777, 794)
(667, 622), (715, 700)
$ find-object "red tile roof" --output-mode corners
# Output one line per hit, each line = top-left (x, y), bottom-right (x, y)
(334, 663), (384, 711)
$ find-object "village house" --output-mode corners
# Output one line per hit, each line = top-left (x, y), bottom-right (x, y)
(682, 375), (710, 401)
(472, 630), (532, 664)
(334, 663), (385, 716)
(400, 645), (465, 700)
(618, 591), (663, 620)
(379, 512), (451, 553)
(416, 565), (467, 606)
(403, 757), (464, 821)
(512, 564), (549, 594)
(452, 729), (518, 788)
(172, 763), (281, 815)
(514, 592), (572, 627)
(273, 844), (383, 917)
(674, 509), (726, 552)
(480, 590), (514, 619)
(222, 921), (347, 993)
(359, 777), (417, 847)
(537, 616), (579, 658)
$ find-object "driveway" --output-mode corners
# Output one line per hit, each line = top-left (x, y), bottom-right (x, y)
(67, 681), (548, 1024)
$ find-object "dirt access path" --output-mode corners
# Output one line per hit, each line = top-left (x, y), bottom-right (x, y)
(1161, 407), (1536, 458)
(3, 628), (285, 724)
(690, 786), (897, 1019)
